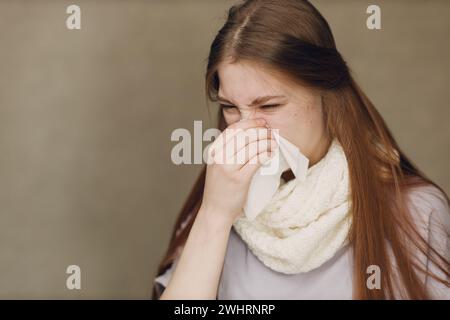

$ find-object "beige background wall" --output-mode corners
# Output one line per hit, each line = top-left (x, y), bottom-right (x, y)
(0, 0), (448, 298)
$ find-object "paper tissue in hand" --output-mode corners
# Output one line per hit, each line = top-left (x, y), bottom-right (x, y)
(243, 130), (310, 220)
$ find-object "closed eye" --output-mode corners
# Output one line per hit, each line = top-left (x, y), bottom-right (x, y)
(259, 104), (281, 110)
(219, 103), (283, 112)
(220, 104), (238, 111)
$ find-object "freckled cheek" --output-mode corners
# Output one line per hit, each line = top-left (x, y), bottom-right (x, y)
(264, 110), (315, 141)
(264, 110), (301, 130)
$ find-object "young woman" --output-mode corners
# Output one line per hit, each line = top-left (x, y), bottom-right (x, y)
(152, 0), (450, 299)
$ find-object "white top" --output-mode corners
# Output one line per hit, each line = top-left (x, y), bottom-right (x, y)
(154, 184), (450, 299)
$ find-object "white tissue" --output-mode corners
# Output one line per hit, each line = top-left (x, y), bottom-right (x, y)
(243, 131), (309, 220)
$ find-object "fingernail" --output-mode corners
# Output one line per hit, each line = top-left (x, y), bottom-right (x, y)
(257, 119), (266, 125)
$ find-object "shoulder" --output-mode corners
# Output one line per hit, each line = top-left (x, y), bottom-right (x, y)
(404, 184), (450, 299)
(405, 184), (450, 235)
(406, 184), (449, 214)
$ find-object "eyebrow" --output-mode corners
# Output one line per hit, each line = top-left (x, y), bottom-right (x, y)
(217, 95), (286, 106)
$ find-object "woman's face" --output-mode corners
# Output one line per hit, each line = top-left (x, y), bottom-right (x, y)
(217, 60), (330, 166)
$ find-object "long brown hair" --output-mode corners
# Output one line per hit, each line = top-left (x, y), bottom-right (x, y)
(153, 0), (449, 299)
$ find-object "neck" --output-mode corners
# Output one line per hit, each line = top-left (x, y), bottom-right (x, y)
(308, 136), (332, 168)
(281, 135), (333, 183)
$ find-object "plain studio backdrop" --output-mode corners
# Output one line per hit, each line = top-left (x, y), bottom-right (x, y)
(0, 0), (449, 298)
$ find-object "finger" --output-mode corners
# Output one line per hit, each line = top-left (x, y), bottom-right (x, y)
(220, 118), (268, 147)
(211, 123), (269, 164)
(223, 127), (272, 163)
(232, 138), (277, 167)
(240, 150), (277, 178)
(207, 128), (244, 161)
(229, 118), (267, 130)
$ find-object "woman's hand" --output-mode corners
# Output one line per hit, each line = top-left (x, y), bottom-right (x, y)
(161, 118), (277, 300)
(200, 118), (277, 225)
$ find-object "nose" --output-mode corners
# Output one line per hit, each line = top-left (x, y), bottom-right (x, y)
(240, 108), (258, 121)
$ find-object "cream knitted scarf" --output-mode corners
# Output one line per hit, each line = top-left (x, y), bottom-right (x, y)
(233, 138), (352, 274)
